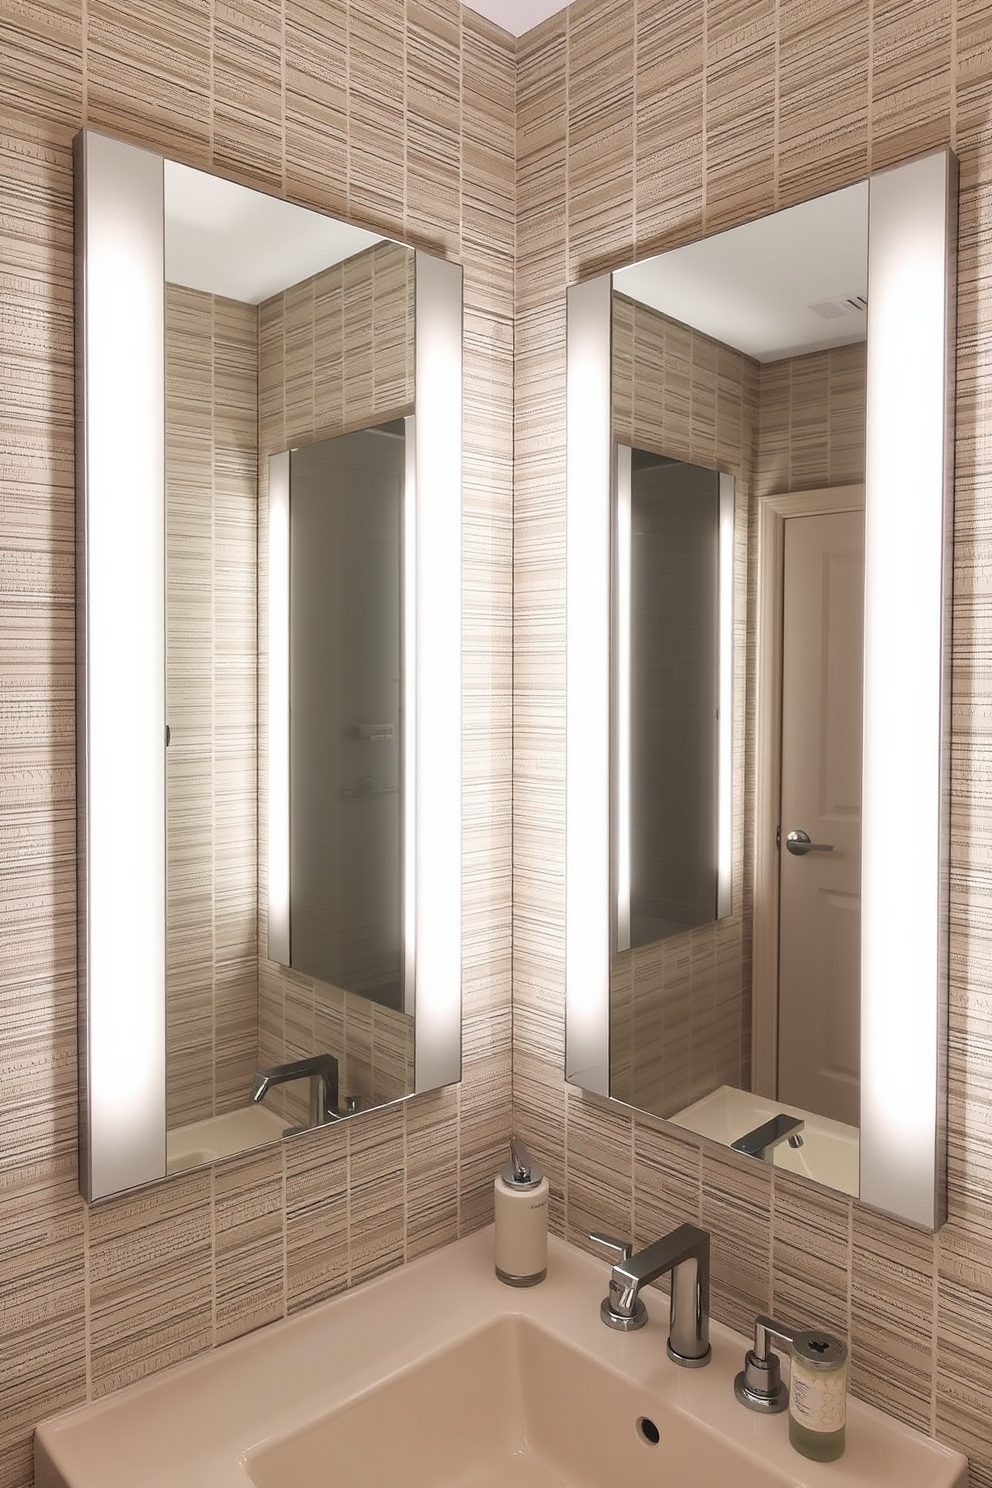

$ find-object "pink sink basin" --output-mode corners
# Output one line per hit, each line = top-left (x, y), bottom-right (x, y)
(247, 1314), (782, 1488)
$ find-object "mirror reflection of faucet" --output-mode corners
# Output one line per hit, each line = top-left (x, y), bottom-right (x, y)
(345, 723), (395, 741)
(340, 776), (398, 797)
(251, 1054), (342, 1130)
(731, 1113), (805, 1162)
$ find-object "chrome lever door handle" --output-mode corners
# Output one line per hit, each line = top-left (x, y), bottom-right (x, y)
(785, 829), (834, 856)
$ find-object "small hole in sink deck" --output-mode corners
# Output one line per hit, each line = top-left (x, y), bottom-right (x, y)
(636, 1417), (661, 1445)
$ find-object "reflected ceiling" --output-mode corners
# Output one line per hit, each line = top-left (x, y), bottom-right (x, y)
(614, 183), (869, 362)
(164, 161), (384, 302)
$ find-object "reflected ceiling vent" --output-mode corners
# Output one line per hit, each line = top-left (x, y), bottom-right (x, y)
(808, 293), (868, 320)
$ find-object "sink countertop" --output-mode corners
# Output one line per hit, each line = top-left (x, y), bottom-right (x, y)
(35, 1227), (968, 1488)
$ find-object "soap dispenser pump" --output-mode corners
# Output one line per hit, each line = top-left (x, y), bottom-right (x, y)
(494, 1138), (549, 1286)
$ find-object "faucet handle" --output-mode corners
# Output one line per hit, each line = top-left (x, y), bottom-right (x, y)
(588, 1231), (633, 1263)
(734, 1314), (796, 1413)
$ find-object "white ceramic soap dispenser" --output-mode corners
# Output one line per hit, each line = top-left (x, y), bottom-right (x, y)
(494, 1138), (548, 1286)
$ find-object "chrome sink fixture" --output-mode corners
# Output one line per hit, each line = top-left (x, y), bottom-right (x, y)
(251, 1053), (341, 1128)
(34, 1231), (968, 1488)
(590, 1224), (710, 1366)
(731, 1113), (806, 1162)
(735, 1314), (799, 1412)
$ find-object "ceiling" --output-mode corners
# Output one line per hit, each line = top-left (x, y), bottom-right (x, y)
(461, 0), (568, 35)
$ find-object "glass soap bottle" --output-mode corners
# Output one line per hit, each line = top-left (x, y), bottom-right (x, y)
(788, 1330), (848, 1461)
(494, 1138), (548, 1286)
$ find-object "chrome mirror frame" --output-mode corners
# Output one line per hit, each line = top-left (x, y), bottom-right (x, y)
(74, 129), (463, 1202)
(564, 148), (957, 1230)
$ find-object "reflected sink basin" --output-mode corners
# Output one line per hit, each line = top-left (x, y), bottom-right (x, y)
(35, 1231), (967, 1488)
(166, 1104), (287, 1173)
(247, 1315), (777, 1488)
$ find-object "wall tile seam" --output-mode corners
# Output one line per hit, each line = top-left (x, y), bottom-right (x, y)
(540, 0), (982, 286)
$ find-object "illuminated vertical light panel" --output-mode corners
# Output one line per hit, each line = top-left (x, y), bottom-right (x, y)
(403, 416), (417, 1018)
(75, 131), (166, 1200)
(614, 444), (632, 955)
(861, 149), (956, 1229)
(413, 251), (463, 1092)
(266, 452), (290, 968)
(717, 473), (735, 920)
(565, 275), (613, 1094)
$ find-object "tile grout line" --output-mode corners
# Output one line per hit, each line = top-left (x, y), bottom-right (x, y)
(281, 1140), (289, 1319)
(82, 1195), (93, 1403)
(210, 1164), (218, 1347)
(773, 0), (781, 209)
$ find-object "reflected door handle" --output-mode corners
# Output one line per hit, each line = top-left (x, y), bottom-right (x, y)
(785, 829), (834, 856)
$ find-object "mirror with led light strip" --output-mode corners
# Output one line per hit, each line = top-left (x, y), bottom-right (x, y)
(566, 148), (956, 1230)
(75, 129), (462, 1202)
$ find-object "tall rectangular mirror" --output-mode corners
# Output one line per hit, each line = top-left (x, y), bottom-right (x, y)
(566, 149), (957, 1230)
(75, 130), (462, 1202)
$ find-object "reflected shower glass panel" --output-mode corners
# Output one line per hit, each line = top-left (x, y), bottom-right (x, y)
(289, 422), (405, 1010)
(621, 449), (720, 950)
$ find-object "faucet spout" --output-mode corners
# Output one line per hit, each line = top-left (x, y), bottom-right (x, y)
(730, 1113), (805, 1162)
(593, 1223), (711, 1367)
(250, 1054), (340, 1127)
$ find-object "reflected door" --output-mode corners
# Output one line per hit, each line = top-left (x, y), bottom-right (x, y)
(777, 505), (864, 1126)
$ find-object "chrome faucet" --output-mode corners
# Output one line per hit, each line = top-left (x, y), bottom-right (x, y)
(251, 1053), (340, 1128)
(590, 1224), (711, 1367)
(731, 1113), (805, 1162)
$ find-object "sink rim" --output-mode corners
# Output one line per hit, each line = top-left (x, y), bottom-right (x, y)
(35, 1229), (969, 1488)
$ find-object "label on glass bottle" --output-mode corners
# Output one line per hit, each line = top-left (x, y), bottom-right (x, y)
(790, 1353), (848, 1433)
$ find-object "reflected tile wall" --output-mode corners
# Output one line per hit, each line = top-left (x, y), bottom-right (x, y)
(256, 240), (416, 1127)
(165, 284), (260, 1130)
(514, 3), (992, 1484)
(611, 301), (870, 1124)
(756, 342), (868, 499)
(0, 4), (513, 1484)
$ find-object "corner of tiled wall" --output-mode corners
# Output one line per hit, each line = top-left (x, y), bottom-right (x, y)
(5, 0), (992, 1483)
(512, 1), (992, 1483)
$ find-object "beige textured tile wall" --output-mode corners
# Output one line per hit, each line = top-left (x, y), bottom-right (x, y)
(3, 0), (991, 1483)
(756, 340), (867, 499)
(514, 0), (992, 1481)
(256, 241), (416, 1127)
(165, 284), (259, 1130)
(0, 2), (513, 1483)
